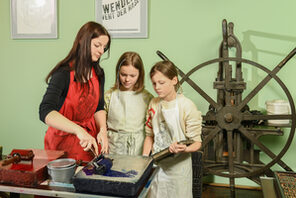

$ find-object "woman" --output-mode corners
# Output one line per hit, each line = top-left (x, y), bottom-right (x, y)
(39, 21), (110, 161)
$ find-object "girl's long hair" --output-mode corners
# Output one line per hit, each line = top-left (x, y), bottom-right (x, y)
(113, 51), (145, 93)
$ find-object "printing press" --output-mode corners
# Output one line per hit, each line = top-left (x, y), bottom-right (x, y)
(155, 19), (296, 198)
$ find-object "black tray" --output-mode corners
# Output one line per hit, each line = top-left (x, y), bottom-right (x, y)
(73, 154), (153, 197)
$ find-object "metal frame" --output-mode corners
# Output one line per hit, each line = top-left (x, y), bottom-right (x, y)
(10, 0), (58, 39)
(95, 0), (148, 38)
(156, 19), (296, 197)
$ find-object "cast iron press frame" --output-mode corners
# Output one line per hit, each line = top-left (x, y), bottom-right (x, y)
(156, 19), (296, 197)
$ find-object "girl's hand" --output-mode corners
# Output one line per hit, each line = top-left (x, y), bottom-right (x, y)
(169, 141), (187, 154)
(97, 129), (109, 154)
(76, 129), (99, 154)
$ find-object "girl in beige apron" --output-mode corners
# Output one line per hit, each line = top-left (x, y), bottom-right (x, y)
(105, 52), (153, 155)
(148, 99), (193, 198)
(144, 60), (202, 198)
(107, 89), (152, 155)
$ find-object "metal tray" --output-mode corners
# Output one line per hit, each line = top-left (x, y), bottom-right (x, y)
(72, 154), (153, 197)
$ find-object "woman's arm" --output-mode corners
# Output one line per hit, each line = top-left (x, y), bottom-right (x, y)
(94, 110), (108, 154)
(39, 69), (69, 123)
(45, 110), (99, 153)
(41, 69), (99, 153)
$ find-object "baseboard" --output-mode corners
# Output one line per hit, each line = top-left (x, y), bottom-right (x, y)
(203, 182), (262, 191)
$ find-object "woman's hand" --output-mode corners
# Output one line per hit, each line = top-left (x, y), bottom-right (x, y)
(97, 128), (109, 154)
(94, 111), (108, 154)
(169, 141), (187, 154)
(76, 128), (99, 155)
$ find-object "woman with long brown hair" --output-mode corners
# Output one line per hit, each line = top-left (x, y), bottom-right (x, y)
(39, 21), (111, 161)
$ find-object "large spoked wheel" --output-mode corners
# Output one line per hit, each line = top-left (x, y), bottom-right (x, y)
(180, 57), (296, 178)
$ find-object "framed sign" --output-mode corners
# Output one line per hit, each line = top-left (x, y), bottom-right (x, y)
(10, 0), (58, 39)
(95, 0), (148, 38)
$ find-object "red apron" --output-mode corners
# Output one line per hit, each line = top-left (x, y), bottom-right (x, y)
(44, 67), (101, 161)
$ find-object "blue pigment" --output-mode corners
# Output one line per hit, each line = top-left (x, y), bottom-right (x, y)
(104, 169), (138, 177)
(82, 156), (138, 178)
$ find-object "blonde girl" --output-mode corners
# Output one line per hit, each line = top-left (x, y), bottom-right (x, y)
(104, 52), (153, 155)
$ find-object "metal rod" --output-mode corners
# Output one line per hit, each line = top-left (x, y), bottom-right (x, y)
(238, 47), (296, 110)
(227, 130), (236, 198)
(89, 147), (98, 158)
(156, 50), (220, 109)
(239, 127), (292, 171)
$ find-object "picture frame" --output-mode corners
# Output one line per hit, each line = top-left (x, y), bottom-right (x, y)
(10, 0), (58, 39)
(95, 0), (148, 38)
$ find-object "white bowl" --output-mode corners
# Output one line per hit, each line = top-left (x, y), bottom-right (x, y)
(265, 100), (291, 125)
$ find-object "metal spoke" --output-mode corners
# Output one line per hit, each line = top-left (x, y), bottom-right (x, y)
(239, 127), (292, 171)
(176, 63), (220, 110)
(180, 76), (220, 110)
(201, 126), (221, 149)
(242, 114), (292, 121)
(156, 50), (221, 110)
(226, 129), (236, 197)
(238, 47), (296, 111)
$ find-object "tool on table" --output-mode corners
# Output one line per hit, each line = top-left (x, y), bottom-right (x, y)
(84, 146), (114, 175)
(151, 140), (194, 163)
(83, 154), (114, 175)
(76, 146), (100, 167)
(1, 149), (34, 166)
(92, 155), (113, 175)
(89, 146), (98, 158)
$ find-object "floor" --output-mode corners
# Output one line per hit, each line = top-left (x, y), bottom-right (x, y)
(201, 184), (264, 198)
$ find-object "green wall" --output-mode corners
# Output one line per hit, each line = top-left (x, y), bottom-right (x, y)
(1, 0), (296, 186)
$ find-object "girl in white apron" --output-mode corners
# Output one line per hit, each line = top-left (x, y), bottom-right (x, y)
(143, 60), (202, 198)
(105, 52), (153, 155)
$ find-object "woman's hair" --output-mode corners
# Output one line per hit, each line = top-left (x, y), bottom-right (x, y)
(150, 60), (180, 91)
(45, 21), (111, 84)
(113, 51), (145, 92)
